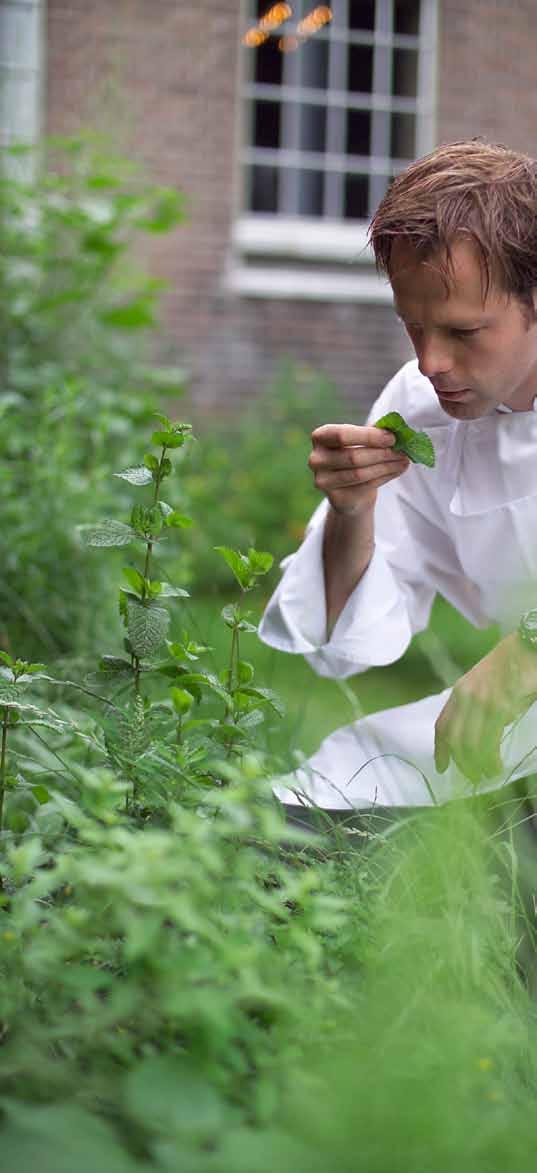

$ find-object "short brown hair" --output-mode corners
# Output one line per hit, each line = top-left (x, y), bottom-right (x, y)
(368, 139), (537, 310)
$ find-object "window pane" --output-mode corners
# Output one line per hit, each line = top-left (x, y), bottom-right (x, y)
(394, 0), (420, 36)
(301, 37), (329, 90)
(344, 173), (369, 219)
(390, 111), (415, 158)
(298, 170), (324, 217)
(301, 104), (326, 152)
(346, 109), (371, 155)
(392, 48), (418, 97)
(254, 100), (281, 148)
(348, 0), (376, 31)
(254, 36), (283, 85)
(249, 165), (279, 212)
(348, 44), (374, 93)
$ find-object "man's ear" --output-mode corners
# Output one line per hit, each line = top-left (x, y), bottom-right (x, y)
(532, 288), (537, 320)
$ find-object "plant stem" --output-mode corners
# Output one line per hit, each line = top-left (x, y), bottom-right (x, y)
(142, 447), (167, 588)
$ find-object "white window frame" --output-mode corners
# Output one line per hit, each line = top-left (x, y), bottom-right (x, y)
(226, 0), (438, 301)
(0, 0), (45, 178)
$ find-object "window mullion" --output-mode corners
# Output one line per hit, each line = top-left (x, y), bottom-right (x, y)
(369, 0), (393, 214)
(278, 19), (302, 216)
(324, 0), (348, 218)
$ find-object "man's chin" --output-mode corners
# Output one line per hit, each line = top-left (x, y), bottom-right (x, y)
(437, 396), (492, 420)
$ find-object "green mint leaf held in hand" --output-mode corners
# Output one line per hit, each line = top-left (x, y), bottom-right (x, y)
(374, 411), (436, 468)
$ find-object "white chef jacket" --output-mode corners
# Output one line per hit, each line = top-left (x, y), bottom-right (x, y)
(259, 360), (537, 811)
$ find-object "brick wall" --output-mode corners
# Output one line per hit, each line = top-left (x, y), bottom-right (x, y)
(45, 0), (537, 417)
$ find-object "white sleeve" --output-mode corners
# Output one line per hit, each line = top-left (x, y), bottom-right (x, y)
(258, 378), (487, 680)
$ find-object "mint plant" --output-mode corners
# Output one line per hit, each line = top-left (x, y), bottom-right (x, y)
(77, 417), (282, 813)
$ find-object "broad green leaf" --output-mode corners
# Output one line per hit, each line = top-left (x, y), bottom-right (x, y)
(100, 297), (155, 329)
(237, 660), (255, 685)
(158, 582), (189, 598)
(144, 453), (160, 472)
(247, 548), (274, 575)
(113, 465), (153, 486)
(240, 686), (285, 717)
(122, 567), (145, 595)
(374, 411), (436, 468)
(171, 687), (194, 715)
(126, 598), (170, 657)
(214, 546), (251, 589)
(124, 1055), (224, 1137)
(151, 430), (184, 448)
(77, 520), (136, 548)
(32, 784), (51, 805)
(179, 671), (231, 705)
(98, 656), (134, 675)
(164, 510), (193, 528)
(238, 708), (265, 730)
(153, 412), (172, 429)
(0, 679), (21, 705)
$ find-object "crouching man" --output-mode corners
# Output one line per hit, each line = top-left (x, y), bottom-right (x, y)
(259, 139), (537, 814)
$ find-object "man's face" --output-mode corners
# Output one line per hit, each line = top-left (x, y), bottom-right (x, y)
(390, 238), (537, 418)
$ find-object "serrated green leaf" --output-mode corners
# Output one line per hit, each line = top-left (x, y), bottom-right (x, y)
(0, 679), (21, 705)
(98, 656), (134, 675)
(238, 708), (265, 730)
(126, 598), (170, 657)
(158, 582), (190, 598)
(374, 411), (435, 468)
(113, 465), (154, 486)
(77, 520), (136, 548)
(240, 686), (285, 717)
(179, 672), (231, 706)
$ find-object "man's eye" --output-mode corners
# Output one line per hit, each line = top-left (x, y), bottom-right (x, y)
(452, 328), (480, 339)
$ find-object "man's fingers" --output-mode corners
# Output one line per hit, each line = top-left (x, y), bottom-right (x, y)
(309, 445), (404, 473)
(311, 423), (396, 449)
(315, 458), (408, 491)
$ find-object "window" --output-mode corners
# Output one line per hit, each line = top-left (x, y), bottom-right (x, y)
(228, 0), (438, 300)
(0, 0), (44, 179)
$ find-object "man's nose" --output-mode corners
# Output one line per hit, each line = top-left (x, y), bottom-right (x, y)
(416, 335), (454, 380)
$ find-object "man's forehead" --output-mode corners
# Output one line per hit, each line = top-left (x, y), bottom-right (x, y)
(390, 237), (501, 307)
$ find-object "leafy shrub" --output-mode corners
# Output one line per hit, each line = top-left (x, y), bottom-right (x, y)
(0, 134), (187, 658)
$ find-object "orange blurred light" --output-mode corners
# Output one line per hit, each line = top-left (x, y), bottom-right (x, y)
(278, 34), (299, 51)
(259, 3), (293, 31)
(242, 27), (269, 47)
(297, 6), (332, 35)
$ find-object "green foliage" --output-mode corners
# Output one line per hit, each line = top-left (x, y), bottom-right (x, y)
(374, 410), (436, 467)
(0, 134), (188, 657)
(1, 143), (537, 1173)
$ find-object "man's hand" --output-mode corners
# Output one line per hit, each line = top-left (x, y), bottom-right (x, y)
(434, 633), (537, 783)
(309, 424), (410, 516)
